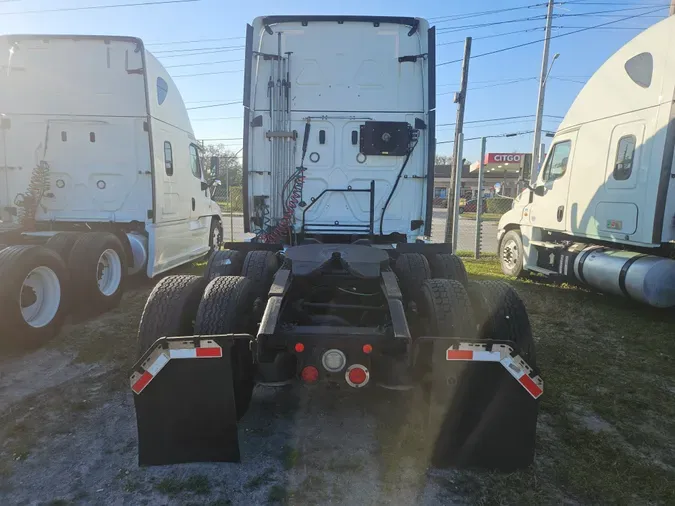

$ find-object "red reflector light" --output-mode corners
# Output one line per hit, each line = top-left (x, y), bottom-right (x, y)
(301, 366), (319, 384)
(345, 365), (369, 387)
(362, 344), (373, 354)
(294, 342), (305, 353)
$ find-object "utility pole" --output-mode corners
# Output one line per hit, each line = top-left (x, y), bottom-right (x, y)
(530, 0), (555, 184)
(474, 137), (486, 259)
(671, 0), (675, 16)
(444, 37), (471, 247)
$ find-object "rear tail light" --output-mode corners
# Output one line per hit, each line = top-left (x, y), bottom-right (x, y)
(301, 366), (319, 384)
(294, 342), (305, 353)
(345, 364), (369, 388)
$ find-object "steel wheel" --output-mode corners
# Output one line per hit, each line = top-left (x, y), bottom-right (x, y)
(97, 248), (122, 296)
(502, 238), (520, 271)
(20, 266), (62, 328)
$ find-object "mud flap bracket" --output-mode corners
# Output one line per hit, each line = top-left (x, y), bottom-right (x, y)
(131, 334), (253, 466)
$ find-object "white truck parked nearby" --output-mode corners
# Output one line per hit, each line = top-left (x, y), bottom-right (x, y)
(498, 16), (675, 308)
(0, 35), (223, 346)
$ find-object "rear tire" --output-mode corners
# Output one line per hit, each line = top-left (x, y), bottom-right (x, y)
(204, 249), (243, 281)
(194, 276), (256, 418)
(417, 279), (476, 339)
(241, 250), (278, 299)
(467, 280), (536, 365)
(394, 253), (431, 300)
(68, 232), (127, 311)
(137, 275), (208, 358)
(45, 232), (80, 261)
(429, 253), (468, 287)
(0, 245), (68, 348)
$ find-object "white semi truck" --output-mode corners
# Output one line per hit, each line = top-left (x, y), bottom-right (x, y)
(0, 35), (223, 346)
(498, 16), (675, 308)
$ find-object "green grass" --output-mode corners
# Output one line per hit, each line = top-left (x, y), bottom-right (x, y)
(460, 212), (502, 221)
(155, 475), (211, 497)
(267, 484), (289, 504)
(448, 258), (675, 505)
(280, 445), (300, 470)
(216, 201), (243, 214)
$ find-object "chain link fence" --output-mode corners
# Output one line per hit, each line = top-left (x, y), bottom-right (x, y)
(211, 183), (510, 255)
(430, 197), (512, 257)
(212, 186), (245, 242)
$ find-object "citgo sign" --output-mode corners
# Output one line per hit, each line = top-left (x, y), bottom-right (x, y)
(486, 153), (526, 164)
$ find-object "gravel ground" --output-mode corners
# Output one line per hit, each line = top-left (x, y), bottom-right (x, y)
(0, 277), (470, 506)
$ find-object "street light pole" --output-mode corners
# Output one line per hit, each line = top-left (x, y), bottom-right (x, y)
(444, 37), (472, 247)
(530, 0), (555, 184)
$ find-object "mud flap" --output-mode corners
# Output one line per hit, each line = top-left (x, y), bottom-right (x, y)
(414, 338), (542, 471)
(130, 334), (252, 466)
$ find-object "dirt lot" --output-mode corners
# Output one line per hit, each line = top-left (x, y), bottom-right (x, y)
(1, 259), (674, 505)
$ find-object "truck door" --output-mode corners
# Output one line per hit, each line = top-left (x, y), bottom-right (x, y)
(528, 131), (577, 232)
(187, 144), (211, 248)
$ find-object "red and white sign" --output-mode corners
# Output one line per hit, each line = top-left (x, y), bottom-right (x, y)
(486, 153), (526, 164)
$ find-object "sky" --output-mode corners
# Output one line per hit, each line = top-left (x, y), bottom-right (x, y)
(0, 0), (669, 162)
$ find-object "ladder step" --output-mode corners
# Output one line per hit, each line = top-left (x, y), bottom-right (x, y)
(527, 265), (558, 276)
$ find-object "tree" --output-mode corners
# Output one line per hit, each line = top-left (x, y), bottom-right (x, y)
(200, 144), (242, 186)
(435, 155), (451, 166)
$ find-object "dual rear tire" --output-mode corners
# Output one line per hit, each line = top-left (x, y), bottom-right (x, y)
(137, 274), (257, 419)
(0, 231), (128, 348)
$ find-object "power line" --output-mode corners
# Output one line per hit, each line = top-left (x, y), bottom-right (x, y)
(431, 3), (547, 23)
(186, 101), (240, 111)
(0, 0), (199, 16)
(172, 69), (243, 78)
(438, 27), (544, 45)
(436, 7), (664, 66)
(190, 116), (243, 121)
(146, 36), (245, 46)
(438, 130), (542, 144)
(437, 15), (548, 34)
(435, 3), (665, 34)
(164, 58), (244, 68)
(153, 44), (244, 54)
(199, 137), (243, 141)
(437, 114), (563, 127)
(562, 1), (667, 5)
(554, 25), (652, 29)
(157, 49), (244, 58)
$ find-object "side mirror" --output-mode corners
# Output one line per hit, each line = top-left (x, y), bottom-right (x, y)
(211, 179), (222, 187)
(533, 185), (546, 197)
(201, 181), (208, 191)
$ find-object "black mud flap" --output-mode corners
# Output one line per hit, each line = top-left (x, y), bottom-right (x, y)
(414, 338), (543, 472)
(130, 334), (252, 466)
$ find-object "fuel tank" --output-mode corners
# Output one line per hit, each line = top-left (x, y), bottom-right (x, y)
(573, 246), (675, 308)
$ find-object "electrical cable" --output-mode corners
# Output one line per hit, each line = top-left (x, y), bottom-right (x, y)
(146, 36), (245, 46)
(172, 69), (243, 78)
(379, 139), (419, 236)
(165, 58), (244, 68)
(436, 6), (664, 66)
(0, 0), (199, 16)
(430, 3), (547, 23)
(186, 101), (240, 110)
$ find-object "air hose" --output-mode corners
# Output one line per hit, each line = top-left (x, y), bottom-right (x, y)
(379, 140), (418, 236)
(260, 121), (311, 244)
